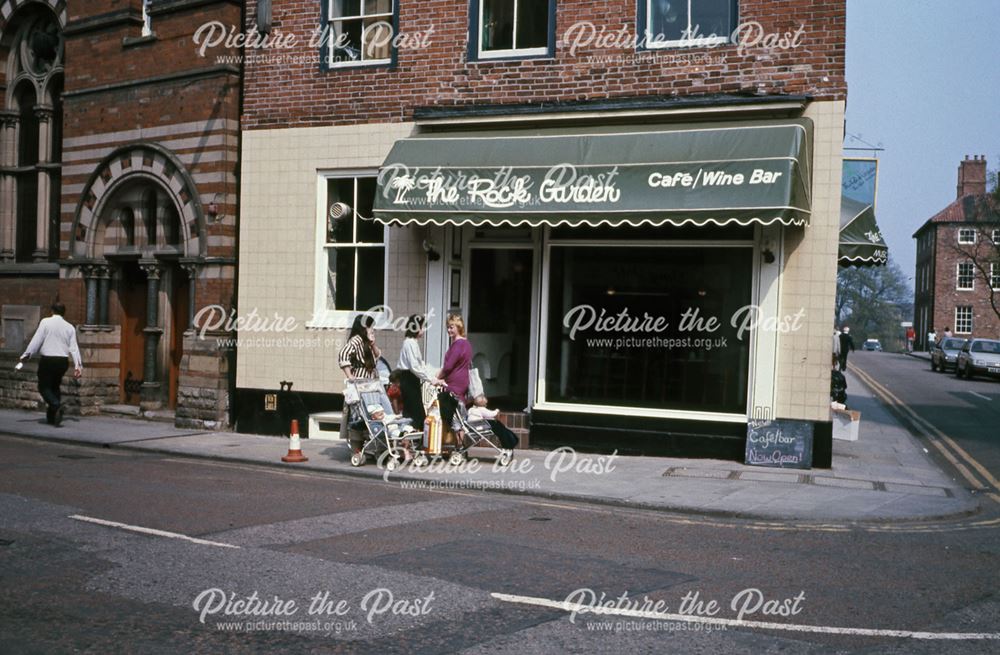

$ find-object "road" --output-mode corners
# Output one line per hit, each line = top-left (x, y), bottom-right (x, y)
(849, 351), (1000, 496)
(2, 434), (999, 653)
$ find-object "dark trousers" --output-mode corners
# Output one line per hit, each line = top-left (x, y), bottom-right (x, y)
(37, 356), (69, 420)
(398, 370), (426, 425)
(838, 352), (849, 371)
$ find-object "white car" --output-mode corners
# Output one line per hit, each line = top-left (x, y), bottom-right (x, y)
(955, 339), (1000, 380)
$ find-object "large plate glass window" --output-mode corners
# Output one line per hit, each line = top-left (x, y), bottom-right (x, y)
(954, 306), (973, 334)
(956, 262), (975, 290)
(642, 0), (737, 48)
(544, 245), (752, 414)
(323, 176), (385, 313)
(475, 0), (552, 59)
(326, 0), (395, 66)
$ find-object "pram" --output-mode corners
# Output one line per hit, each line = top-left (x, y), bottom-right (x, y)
(345, 377), (423, 470)
(436, 390), (515, 468)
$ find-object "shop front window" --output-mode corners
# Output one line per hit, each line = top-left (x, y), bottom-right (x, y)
(545, 245), (752, 415)
(322, 175), (385, 314)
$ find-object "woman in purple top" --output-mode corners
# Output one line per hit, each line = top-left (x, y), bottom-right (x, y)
(435, 314), (473, 441)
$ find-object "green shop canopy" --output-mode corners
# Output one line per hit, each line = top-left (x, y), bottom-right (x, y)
(372, 120), (813, 228)
(838, 195), (888, 267)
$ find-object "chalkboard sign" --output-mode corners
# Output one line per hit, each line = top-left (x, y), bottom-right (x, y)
(744, 419), (813, 469)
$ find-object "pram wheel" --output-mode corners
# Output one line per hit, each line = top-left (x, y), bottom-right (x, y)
(448, 451), (465, 467)
(350, 451), (365, 467)
(385, 455), (399, 472)
(497, 450), (512, 467)
(413, 452), (428, 467)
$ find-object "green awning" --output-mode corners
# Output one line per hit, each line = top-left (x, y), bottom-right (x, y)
(373, 120), (813, 228)
(838, 195), (888, 267)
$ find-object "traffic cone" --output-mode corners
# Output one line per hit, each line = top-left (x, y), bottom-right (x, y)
(281, 419), (308, 463)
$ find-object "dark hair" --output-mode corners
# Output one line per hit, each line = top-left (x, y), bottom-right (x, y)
(405, 314), (425, 338)
(51, 302), (66, 316)
(348, 314), (376, 371)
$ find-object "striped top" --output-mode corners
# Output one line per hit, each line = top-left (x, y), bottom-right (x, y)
(338, 335), (379, 379)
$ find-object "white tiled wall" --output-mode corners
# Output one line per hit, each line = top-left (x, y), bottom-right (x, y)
(237, 123), (426, 393)
(775, 100), (845, 421)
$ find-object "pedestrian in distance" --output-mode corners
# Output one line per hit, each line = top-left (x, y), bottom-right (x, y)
(837, 326), (855, 372)
(17, 302), (83, 426)
(943, 326), (953, 339)
(830, 354), (847, 405)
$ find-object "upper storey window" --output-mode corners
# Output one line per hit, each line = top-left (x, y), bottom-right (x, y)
(641, 0), (738, 48)
(325, 0), (395, 67)
(471, 0), (555, 60)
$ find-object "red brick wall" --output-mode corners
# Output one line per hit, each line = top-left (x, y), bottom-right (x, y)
(931, 225), (1000, 339)
(243, 0), (847, 129)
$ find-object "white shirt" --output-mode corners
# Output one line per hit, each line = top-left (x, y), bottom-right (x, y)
(397, 337), (436, 382)
(22, 315), (83, 369)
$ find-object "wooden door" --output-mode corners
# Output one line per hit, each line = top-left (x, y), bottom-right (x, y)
(119, 263), (147, 405)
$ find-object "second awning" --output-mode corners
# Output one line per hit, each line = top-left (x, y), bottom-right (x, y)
(838, 195), (888, 267)
(373, 119), (813, 228)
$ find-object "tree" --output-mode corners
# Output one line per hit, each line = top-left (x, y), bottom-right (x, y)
(836, 259), (913, 350)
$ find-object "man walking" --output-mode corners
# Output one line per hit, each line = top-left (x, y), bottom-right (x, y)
(18, 303), (83, 426)
(837, 326), (855, 372)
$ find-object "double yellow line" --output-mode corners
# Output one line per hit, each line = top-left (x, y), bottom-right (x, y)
(849, 363), (1000, 505)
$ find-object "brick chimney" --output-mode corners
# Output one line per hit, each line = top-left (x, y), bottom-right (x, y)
(956, 154), (987, 199)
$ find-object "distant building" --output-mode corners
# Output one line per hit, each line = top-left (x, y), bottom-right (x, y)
(913, 156), (1000, 349)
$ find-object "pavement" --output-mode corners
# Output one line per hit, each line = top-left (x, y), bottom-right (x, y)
(0, 368), (981, 523)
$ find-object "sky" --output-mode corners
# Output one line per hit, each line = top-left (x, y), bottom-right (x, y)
(844, 0), (1000, 286)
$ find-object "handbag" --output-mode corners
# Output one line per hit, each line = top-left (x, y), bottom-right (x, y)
(343, 381), (360, 405)
(468, 366), (484, 399)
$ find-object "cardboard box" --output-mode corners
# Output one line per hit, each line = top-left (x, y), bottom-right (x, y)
(832, 409), (861, 441)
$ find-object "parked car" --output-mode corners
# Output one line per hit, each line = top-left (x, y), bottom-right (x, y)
(954, 338), (1000, 380)
(862, 339), (882, 351)
(931, 338), (967, 372)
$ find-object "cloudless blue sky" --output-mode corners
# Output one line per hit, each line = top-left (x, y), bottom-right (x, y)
(845, 0), (1000, 288)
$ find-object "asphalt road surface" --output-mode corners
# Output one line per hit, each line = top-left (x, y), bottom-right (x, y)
(849, 351), (1000, 494)
(2, 434), (999, 654)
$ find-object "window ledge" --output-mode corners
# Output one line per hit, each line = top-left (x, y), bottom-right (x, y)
(123, 33), (157, 48)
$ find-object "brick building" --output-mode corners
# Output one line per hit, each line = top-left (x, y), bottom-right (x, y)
(236, 0), (847, 464)
(0, 0), (240, 428)
(913, 155), (1000, 349)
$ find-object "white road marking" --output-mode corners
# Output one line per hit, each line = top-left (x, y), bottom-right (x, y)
(490, 592), (1000, 640)
(967, 391), (991, 401)
(69, 515), (240, 549)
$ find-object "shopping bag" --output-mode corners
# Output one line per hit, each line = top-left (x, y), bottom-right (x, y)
(468, 367), (484, 399)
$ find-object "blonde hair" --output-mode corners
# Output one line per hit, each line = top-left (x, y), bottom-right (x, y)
(447, 313), (466, 337)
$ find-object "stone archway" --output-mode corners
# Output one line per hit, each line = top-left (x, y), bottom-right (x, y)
(70, 142), (207, 260)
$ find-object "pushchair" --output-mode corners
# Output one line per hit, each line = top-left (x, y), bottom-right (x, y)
(345, 377), (423, 470)
(436, 390), (515, 468)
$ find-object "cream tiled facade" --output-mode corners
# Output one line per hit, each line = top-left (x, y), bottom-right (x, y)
(237, 122), (424, 393)
(239, 102), (842, 428)
(775, 100), (845, 421)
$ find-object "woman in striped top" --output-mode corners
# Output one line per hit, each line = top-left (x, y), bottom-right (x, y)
(338, 315), (380, 380)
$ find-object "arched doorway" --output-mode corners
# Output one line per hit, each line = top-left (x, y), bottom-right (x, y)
(93, 178), (190, 408)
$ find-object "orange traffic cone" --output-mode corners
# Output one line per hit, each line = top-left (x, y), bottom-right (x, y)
(282, 419), (308, 463)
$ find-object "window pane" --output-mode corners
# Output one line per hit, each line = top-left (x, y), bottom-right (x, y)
(326, 247), (356, 311)
(362, 16), (392, 60)
(482, 0), (514, 51)
(327, 178), (355, 243)
(365, 0), (392, 14)
(333, 0), (362, 18)
(692, 0), (733, 37)
(545, 246), (752, 413)
(356, 248), (385, 311)
(330, 19), (363, 62)
(468, 249), (532, 334)
(517, 0), (548, 48)
(355, 178), (383, 243)
(649, 0), (689, 42)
